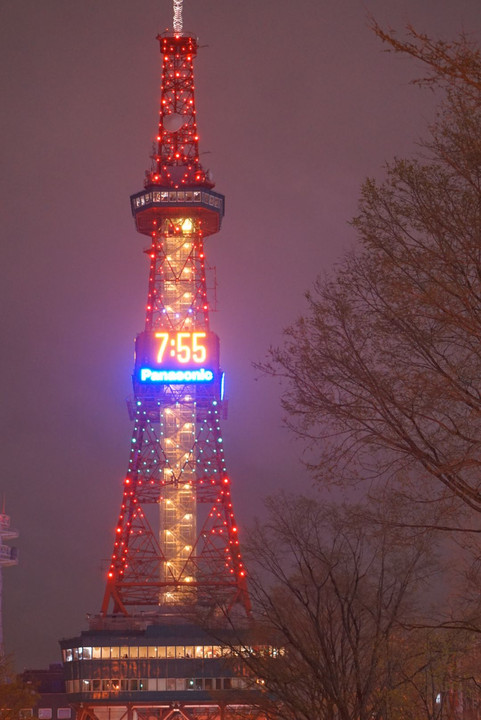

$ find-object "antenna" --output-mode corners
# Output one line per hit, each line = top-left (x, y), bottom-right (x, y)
(173, 0), (183, 33)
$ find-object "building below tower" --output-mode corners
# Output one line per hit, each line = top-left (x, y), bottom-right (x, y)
(60, 612), (268, 720)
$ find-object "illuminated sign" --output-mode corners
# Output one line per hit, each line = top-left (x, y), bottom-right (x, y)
(140, 368), (214, 383)
(135, 331), (219, 384)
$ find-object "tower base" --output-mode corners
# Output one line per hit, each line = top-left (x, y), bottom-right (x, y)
(60, 612), (265, 720)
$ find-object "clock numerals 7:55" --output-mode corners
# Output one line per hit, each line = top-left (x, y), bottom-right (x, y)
(154, 331), (207, 364)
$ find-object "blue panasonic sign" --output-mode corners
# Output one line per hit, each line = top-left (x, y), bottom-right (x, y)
(139, 367), (214, 383)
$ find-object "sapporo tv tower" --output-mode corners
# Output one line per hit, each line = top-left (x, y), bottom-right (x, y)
(60, 3), (268, 719)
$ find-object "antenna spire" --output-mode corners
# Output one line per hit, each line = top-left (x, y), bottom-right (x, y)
(173, 0), (183, 33)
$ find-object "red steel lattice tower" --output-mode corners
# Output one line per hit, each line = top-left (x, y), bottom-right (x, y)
(101, 31), (250, 618)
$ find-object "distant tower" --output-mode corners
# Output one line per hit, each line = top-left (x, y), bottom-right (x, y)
(60, 6), (266, 720)
(0, 505), (18, 655)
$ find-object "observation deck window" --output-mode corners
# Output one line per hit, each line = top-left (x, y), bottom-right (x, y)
(63, 642), (281, 661)
(67, 676), (250, 695)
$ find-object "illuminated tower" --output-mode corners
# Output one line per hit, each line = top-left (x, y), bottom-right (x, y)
(100, 29), (249, 620)
(60, 7), (267, 720)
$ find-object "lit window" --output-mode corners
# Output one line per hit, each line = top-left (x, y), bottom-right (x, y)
(38, 710), (53, 719)
(57, 710), (72, 720)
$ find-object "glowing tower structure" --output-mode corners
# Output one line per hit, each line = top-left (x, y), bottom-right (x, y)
(60, 9), (265, 720)
(100, 29), (249, 620)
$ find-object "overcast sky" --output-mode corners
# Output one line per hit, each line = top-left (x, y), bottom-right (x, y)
(1, 0), (481, 670)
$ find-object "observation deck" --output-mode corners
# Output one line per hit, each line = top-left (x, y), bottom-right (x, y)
(131, 186), (224, 237)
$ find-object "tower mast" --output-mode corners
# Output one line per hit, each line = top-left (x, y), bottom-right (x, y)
(173, 0), (183, 34)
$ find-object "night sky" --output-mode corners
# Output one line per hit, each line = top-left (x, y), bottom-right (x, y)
(1, 0), (480, 671)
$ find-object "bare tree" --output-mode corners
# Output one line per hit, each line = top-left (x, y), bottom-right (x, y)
(264, 28), (481, 514)
(235, 495), (450, 720)
(0, 656), (38, 720)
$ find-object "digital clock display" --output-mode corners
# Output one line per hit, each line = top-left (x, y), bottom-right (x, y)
(135, 330), (219, 384)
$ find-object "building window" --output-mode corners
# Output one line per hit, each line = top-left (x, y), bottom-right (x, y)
(62, 642), (281, 663)
(57, 710), (72, 720)
(38, 711), (52, 720)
